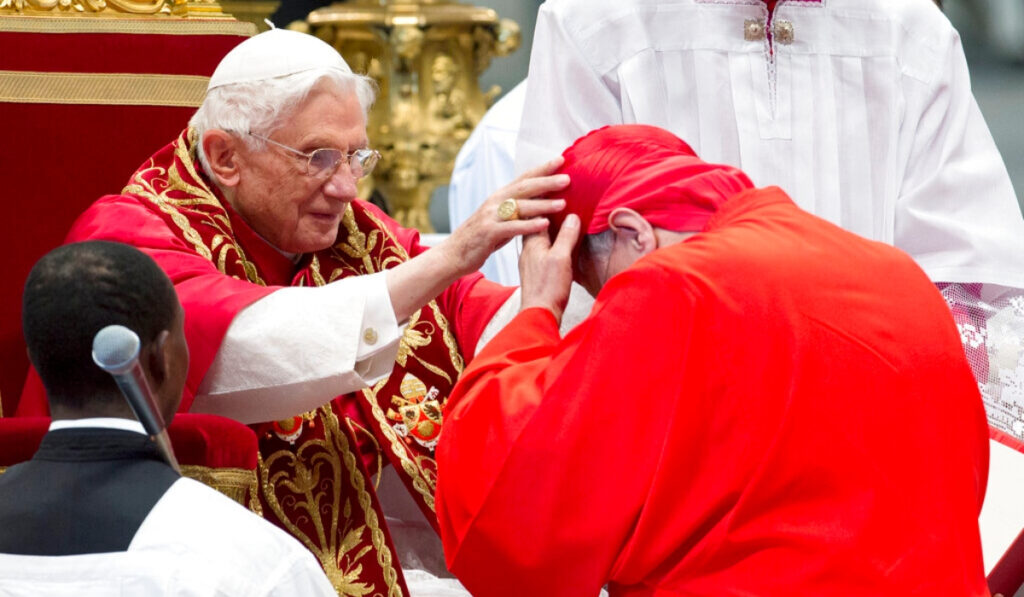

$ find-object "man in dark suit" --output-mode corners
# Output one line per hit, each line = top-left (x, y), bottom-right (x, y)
(0, 241), (335, 596)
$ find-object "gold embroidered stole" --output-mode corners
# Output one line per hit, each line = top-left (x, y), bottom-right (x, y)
(295, 206), (465, 528)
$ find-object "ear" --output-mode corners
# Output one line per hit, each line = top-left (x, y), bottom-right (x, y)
(146, 330), (171, 390)
(607, 208), (657, 256)
(202, 129), (242, 188)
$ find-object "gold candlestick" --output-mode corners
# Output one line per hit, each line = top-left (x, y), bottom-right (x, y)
(306, 0), (520, 232)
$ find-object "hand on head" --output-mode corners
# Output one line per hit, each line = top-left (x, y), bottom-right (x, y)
(442, 156), (570, 276)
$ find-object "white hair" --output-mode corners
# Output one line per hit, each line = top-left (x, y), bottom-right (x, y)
(189, 68), (376, 179)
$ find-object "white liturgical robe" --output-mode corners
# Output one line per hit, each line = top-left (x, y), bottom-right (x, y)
(517, 0), (1024, 289)
(449, 81), (527, 286)
(0, 422), (336, 597)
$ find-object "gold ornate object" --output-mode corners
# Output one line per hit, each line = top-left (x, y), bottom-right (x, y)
(0, 0), (165, 15)
(0, 0), (238, 19)
(216, 0), (278, 30)
(743, 18), (765, 42)
(497, 197), (518, 221)
(180, 464), (259, 508)
(307, 0), (521, 232)
(773, 19), (794, 45)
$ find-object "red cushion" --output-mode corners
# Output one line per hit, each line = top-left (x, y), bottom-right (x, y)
(169, 414), (258, 469)
(0, 417), (49, 467)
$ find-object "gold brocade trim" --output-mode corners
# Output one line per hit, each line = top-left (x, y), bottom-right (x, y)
(330, 408), (402, 597)
(362, 375), (436, 511)
(123, 129), (265, 284)
(0, 16), (255, 36)
(259, 407), (402, 597)
(180, 464), (257, 508)
(346, 417), (383, 492)
(312, 216), (442, 513)
(0, 70), (208, 107)
(360, 209), (464, 377)
(0, 466), (6, 476)
(325, 207), (466, 513)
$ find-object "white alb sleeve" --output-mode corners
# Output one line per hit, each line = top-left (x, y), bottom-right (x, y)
(192, 271), (401, 424)
(895, 23), (1024, 288)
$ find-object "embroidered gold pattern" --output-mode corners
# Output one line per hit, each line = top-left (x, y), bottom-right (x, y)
(346, 418), (384, 491)
(122, 129), (265, 284)
(355, 210), (464, 505)
(259, 406), (401, 597)
(308, 206), (465, 513)
(359, 209), (464, 377)
(180, 464), (258, 508)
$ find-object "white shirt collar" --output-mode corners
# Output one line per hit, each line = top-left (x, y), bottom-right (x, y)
(49, 418), (147, 435)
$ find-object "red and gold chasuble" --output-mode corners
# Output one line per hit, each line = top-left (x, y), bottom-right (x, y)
(97, 129), (495, 596)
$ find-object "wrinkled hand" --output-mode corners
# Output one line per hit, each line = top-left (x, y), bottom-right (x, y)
(519, 214), (580, 323)
(443, 157), (569, 276)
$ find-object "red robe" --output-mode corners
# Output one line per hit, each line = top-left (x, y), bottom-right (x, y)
(436, 187), (989, 596)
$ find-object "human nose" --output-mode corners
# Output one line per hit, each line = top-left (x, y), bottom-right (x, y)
(322, 163), (359, 199)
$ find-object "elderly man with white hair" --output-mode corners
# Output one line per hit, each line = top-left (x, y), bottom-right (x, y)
(18, 29), (567, 595)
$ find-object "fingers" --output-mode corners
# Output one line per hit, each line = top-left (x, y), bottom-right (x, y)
(550, 214), (581, 257)
(515, 155), (565, 181)
(521, 226), (552, 254)
(515, 199), (565, 219)
(497, 218), (550, 240)
(496, 174), (570, 204)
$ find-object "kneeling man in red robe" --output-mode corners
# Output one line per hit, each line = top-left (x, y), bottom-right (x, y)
(436, 125), (990, 596)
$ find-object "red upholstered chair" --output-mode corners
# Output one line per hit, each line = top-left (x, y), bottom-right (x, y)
(0, 13), (261, 506)
(0, 13), (254, 416)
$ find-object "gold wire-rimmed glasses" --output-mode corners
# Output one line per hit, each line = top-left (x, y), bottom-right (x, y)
(247, 131), (380, 179)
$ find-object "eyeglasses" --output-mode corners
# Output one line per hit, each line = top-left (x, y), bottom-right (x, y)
(246, 132), (380, 179)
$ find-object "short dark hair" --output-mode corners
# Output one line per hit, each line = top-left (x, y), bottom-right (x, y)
(22, 241), (179, 411)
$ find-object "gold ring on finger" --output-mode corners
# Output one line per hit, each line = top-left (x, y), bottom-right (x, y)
(497, 198), (520, 221)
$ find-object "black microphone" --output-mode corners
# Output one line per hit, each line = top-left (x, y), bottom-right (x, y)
(92, 324), (181, 474)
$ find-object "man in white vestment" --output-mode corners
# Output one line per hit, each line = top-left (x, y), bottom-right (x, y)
(0, 241), (336, 597)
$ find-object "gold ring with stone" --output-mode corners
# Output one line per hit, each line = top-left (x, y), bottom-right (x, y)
(497, 198), (520, 221)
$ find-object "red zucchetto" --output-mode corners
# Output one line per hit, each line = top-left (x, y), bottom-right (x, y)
(548, 124), (754, 245)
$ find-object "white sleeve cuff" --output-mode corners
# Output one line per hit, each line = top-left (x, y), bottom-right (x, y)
(192, 271), (401, 424)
